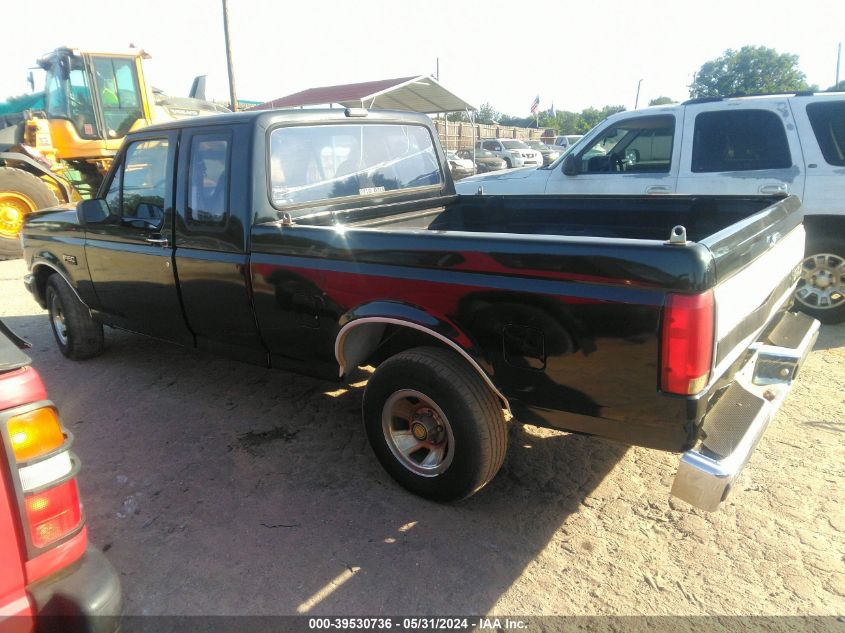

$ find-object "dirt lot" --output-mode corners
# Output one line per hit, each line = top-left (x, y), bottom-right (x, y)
(1, 258), (843, 617)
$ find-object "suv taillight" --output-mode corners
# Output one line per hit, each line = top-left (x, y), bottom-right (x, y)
(660, 291), (714, 395)
(2, 374), (86, 581)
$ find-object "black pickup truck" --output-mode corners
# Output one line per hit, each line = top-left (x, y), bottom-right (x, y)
(20, 108), (819, 510)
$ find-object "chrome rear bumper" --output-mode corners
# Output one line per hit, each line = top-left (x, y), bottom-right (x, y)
(671, 311), (820, 511)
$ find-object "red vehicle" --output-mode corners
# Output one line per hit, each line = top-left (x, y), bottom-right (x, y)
(0, 321), (120, 633)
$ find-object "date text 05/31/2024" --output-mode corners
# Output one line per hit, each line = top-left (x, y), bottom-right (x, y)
(307, 618), (528, 630)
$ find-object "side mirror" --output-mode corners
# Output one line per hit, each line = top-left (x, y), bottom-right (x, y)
(76, 199), (110, 225)
(562, 154), (580, 176)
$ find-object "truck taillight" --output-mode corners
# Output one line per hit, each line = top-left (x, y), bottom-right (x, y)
(8, 407), (64, 461)
(24, 478), (82, 548)
(660, 291), (714, 395)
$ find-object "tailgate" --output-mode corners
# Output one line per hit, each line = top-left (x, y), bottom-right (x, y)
(701, 195), (804, 382)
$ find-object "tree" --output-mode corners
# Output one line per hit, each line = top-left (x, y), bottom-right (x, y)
(827, 80), (845, 92)
(475, 102), (501, 124)
(689, 46), (811, 98)
(648, 96), (676, 106)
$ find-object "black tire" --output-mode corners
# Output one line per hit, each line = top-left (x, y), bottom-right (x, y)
(504, 157), (512, 168)
(45, 274), (104, 360)
(795, 235), (845, 325)
(363, 346), (507, 501)
(0, 167), (60, 260)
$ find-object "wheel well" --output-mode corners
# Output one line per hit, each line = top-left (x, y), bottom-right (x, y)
(31, 265), (55, 308)
(336, 320), (510, 411)
(803, 215), (845, 246)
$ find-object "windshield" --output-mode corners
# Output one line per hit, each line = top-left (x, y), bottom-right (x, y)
(269, 123), (442, 211)
(92, 56), (144, 139)
(501, 140), (529, 149)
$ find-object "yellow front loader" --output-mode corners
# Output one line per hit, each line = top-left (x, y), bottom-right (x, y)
(0, 47), (228, 258)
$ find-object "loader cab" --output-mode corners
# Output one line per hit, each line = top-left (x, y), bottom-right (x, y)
(39, 48), (150, 143)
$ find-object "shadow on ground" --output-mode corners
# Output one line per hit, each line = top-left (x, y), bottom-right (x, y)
(3, 313), (629, 615)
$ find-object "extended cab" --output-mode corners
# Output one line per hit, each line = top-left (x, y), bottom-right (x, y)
(457, 93), (845, 324)
(21, 108), (819, 510)
(0, 322), (121, 633)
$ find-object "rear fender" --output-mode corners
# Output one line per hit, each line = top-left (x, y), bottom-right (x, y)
(335, 301), (510, 411)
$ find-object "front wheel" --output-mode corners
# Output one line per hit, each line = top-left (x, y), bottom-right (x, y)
(46, 274), (104, 360)
(363, 346), (507, 501)
(0, 167), (60, 260)
(795, 236), (845, 324)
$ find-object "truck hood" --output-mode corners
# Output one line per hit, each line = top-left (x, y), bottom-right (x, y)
(454, 167), (549, 194)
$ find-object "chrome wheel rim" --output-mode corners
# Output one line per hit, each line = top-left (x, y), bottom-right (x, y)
(50, 294), (68, 346)
(796, 252), (845, 310)
(381, 389), (454, 477)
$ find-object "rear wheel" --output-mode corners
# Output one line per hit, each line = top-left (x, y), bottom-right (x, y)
(0, 168), (59, 260)
(795, 236), (845, 324)
(45, 275), (104, 360)
(504, 157), (513, 168)
(363, 346), (507, 501)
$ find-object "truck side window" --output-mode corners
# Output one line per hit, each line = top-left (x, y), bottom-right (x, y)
(119, 139), (168, 222)
(579, 115), (674, 173)
(188, 135), (230, 226)
(691, 110), (791, 172)
(806, 102), (845, 166)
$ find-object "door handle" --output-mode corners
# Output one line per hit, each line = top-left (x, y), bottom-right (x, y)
(646, 185), (671, 194)
(144, 236), (170, 247)
(759, 183), (788, 195)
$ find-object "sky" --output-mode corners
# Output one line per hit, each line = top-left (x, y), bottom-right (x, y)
(1, 0), (843, 117)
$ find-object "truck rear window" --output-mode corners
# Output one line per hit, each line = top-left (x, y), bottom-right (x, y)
(268, 123), (442, 209)
(806, 101), (845, 166)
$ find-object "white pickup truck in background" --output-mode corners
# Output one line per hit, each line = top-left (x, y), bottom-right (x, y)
(457, 93), (845, 324)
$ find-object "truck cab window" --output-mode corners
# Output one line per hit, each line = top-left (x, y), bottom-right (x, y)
(117, 139), (169, 223)
(579, 115), (675, 173)
(806, 102), (845, 166)
(188, 136), (230, 225)
(692, 110), (791, 172)
(45, 62), (98, 140)
(269, 123), (441, 210)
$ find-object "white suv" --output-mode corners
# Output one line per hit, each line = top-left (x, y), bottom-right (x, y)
(459, 93), (845, 323)
(476, 139), (543, 168)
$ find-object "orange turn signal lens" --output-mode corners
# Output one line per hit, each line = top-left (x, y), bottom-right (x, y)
(7, 407), (65, 462)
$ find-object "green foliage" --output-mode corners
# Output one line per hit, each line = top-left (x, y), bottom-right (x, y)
(690, 46), (810, 98)
(475, 102), (501, 124)
(648, 96), (676, 106)
(828, 80), (845, 92)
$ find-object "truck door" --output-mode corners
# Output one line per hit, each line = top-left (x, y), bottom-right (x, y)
(84, 130), (193, 344)
(676, 100), (806, 198)
(545, 113), (681, 195)
(172, 124), (267, 365)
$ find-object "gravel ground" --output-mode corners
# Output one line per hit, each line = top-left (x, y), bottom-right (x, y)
(1, 258), (843, 617)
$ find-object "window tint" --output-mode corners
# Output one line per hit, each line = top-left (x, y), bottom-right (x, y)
(806, 102), (845, 166)
(188, 135), (230, 225)
(120, 139), (169, 222)
(692, 110), (791, 172)
(580, 115), (674, 173)
(269, 123), (441, 209)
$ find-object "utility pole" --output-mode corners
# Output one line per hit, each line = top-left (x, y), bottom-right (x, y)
(837, 42), (842, 88)
(634, 79), (643, 109)
(222, 0), (238, 112)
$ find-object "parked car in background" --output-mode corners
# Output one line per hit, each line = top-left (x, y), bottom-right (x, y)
(457, 148), (506, 173)
(445, 150), (476, 180)
(553, 134), (583, 152)
(0, 320), (122, 632)
(476, 139), (542, 168)
(525, 140), (561, 165)
(458, 93), (845, 324)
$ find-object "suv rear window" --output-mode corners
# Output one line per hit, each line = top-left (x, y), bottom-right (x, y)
(269, 123), (441, 209)
(806, 101), (845, 166)
(691, 110), (792, 172)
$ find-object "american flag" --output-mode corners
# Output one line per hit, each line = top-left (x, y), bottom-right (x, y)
(530, 95), (540, 114)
